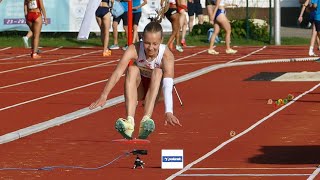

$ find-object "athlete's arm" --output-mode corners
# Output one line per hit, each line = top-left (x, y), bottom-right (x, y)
(298, 0), (309, 23)
(133, 0), (147, 10)
(24, 0), (28, 17)
(90, 44), (138, 109)
(161, 47), (182, 126)
(162, 47), (174, 79)
(39, 0), (48, 25)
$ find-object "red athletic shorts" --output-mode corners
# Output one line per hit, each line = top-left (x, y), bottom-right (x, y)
(178, 4), (188, 12)
(27, 12), (41, 23)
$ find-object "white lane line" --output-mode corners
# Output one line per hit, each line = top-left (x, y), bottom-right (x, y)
(176, 61), (228, 66)
(0, 49), (101, 74)
(0, 60), (108, 65)
(178, 174), (310, 177)
(0, 95), (125, 144)
(0, 49), (207, 89)
(174, 46), (266, 66)
(226, 46), (266, 63)
(190, 167), (317, 170)
(0, 49), (210, 111)
(35, 60), (110, 66)
(166, 82), (320, 180)
(173, 46), (267, 84)
(0, 59), (120, 90)
(175, 49), (207, 62)
(0, 77), (114, 112)
(0, 47), (262, 144)
(0, 46), (63, 61)
(0, 47), (12, 51)
(307, 165), (320, 180)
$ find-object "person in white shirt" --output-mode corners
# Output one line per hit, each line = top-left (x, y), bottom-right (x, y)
(90, 21), (181, 140)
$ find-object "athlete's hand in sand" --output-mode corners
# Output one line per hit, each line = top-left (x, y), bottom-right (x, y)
(89, 96), (107, 109)
(164, 112), (182, 126)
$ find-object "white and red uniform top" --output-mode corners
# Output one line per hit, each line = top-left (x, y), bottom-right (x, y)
(135, 42), (166, 78)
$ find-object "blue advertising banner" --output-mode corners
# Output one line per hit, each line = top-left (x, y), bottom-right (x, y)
(0, 0), (172, 32)
(0, 0), (69, 32)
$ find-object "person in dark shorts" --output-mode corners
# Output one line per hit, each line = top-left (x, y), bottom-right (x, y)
(311, 0), (320, 38)
(206, 0), (215, 24)
(298, 0), (320, 56)
(95, 0), (112, 56)
(132, 0), (147, 43)
(164, 0), (183, 52)
(110, 1), (128, 50)
(187, 0), (204, 32)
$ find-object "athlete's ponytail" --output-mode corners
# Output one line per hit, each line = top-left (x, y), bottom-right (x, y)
(149, 0), (169, 23)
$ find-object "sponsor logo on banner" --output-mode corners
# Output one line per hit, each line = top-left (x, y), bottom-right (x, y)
(161, 149), (183, 169)
(162, 156), (183, 162)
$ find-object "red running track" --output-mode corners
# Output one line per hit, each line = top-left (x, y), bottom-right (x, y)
(0, 46), (320, 180)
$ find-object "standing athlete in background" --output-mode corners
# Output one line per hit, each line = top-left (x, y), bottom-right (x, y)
(132, 0), (147, 43)
(24, 0), (48, 59)
(207, 0), (237, 55)
(164, 0), (184, 52)
(95, 0), (112, 56)
(298, 0), (320, 56)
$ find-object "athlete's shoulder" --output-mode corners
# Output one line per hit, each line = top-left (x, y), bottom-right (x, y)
(162, 46), (174, 61)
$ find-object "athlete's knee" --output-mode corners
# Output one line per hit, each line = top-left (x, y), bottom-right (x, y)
(225, 28), (231, 34)
(126, 65), (140, 81)
(151, 68), (163, 80)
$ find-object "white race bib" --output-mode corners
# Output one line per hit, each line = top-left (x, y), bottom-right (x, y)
(28, 0), (38, 9)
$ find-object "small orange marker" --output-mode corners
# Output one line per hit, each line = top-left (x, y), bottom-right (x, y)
(230, 131), (236, 137)
(267, 99), (273, 104)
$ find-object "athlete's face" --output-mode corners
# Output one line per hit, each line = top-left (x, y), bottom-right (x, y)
(143, 31), (162, 57)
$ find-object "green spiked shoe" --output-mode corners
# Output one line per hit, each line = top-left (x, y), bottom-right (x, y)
(138, 117), (155, 139)
(115, 118), (134, 139)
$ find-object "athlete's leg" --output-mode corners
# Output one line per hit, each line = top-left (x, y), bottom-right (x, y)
(133, 24), (139, 43)
(125, 64), (141, 118)
(181, 13), (188, 46)
(207, 4), (214, 24)
(143, 68), (163, 117)
(310, 23), (318, 56)
(138, 68), (162, 139)
(216, 14), (231, 48)
(112, 21), (119, 46)
(188, 15), (195, 32)
(198, 14), (204, 24)
(31, 14), (43, 58)
(208, 22), (220, 54)
(115, 64), (141, 139)
(167, 13), (180, 50)
(217, 14), (237, 53)
(102, 12), (111, 55)
(22, 30), (33, 48)
(96, 17), (103, 45)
